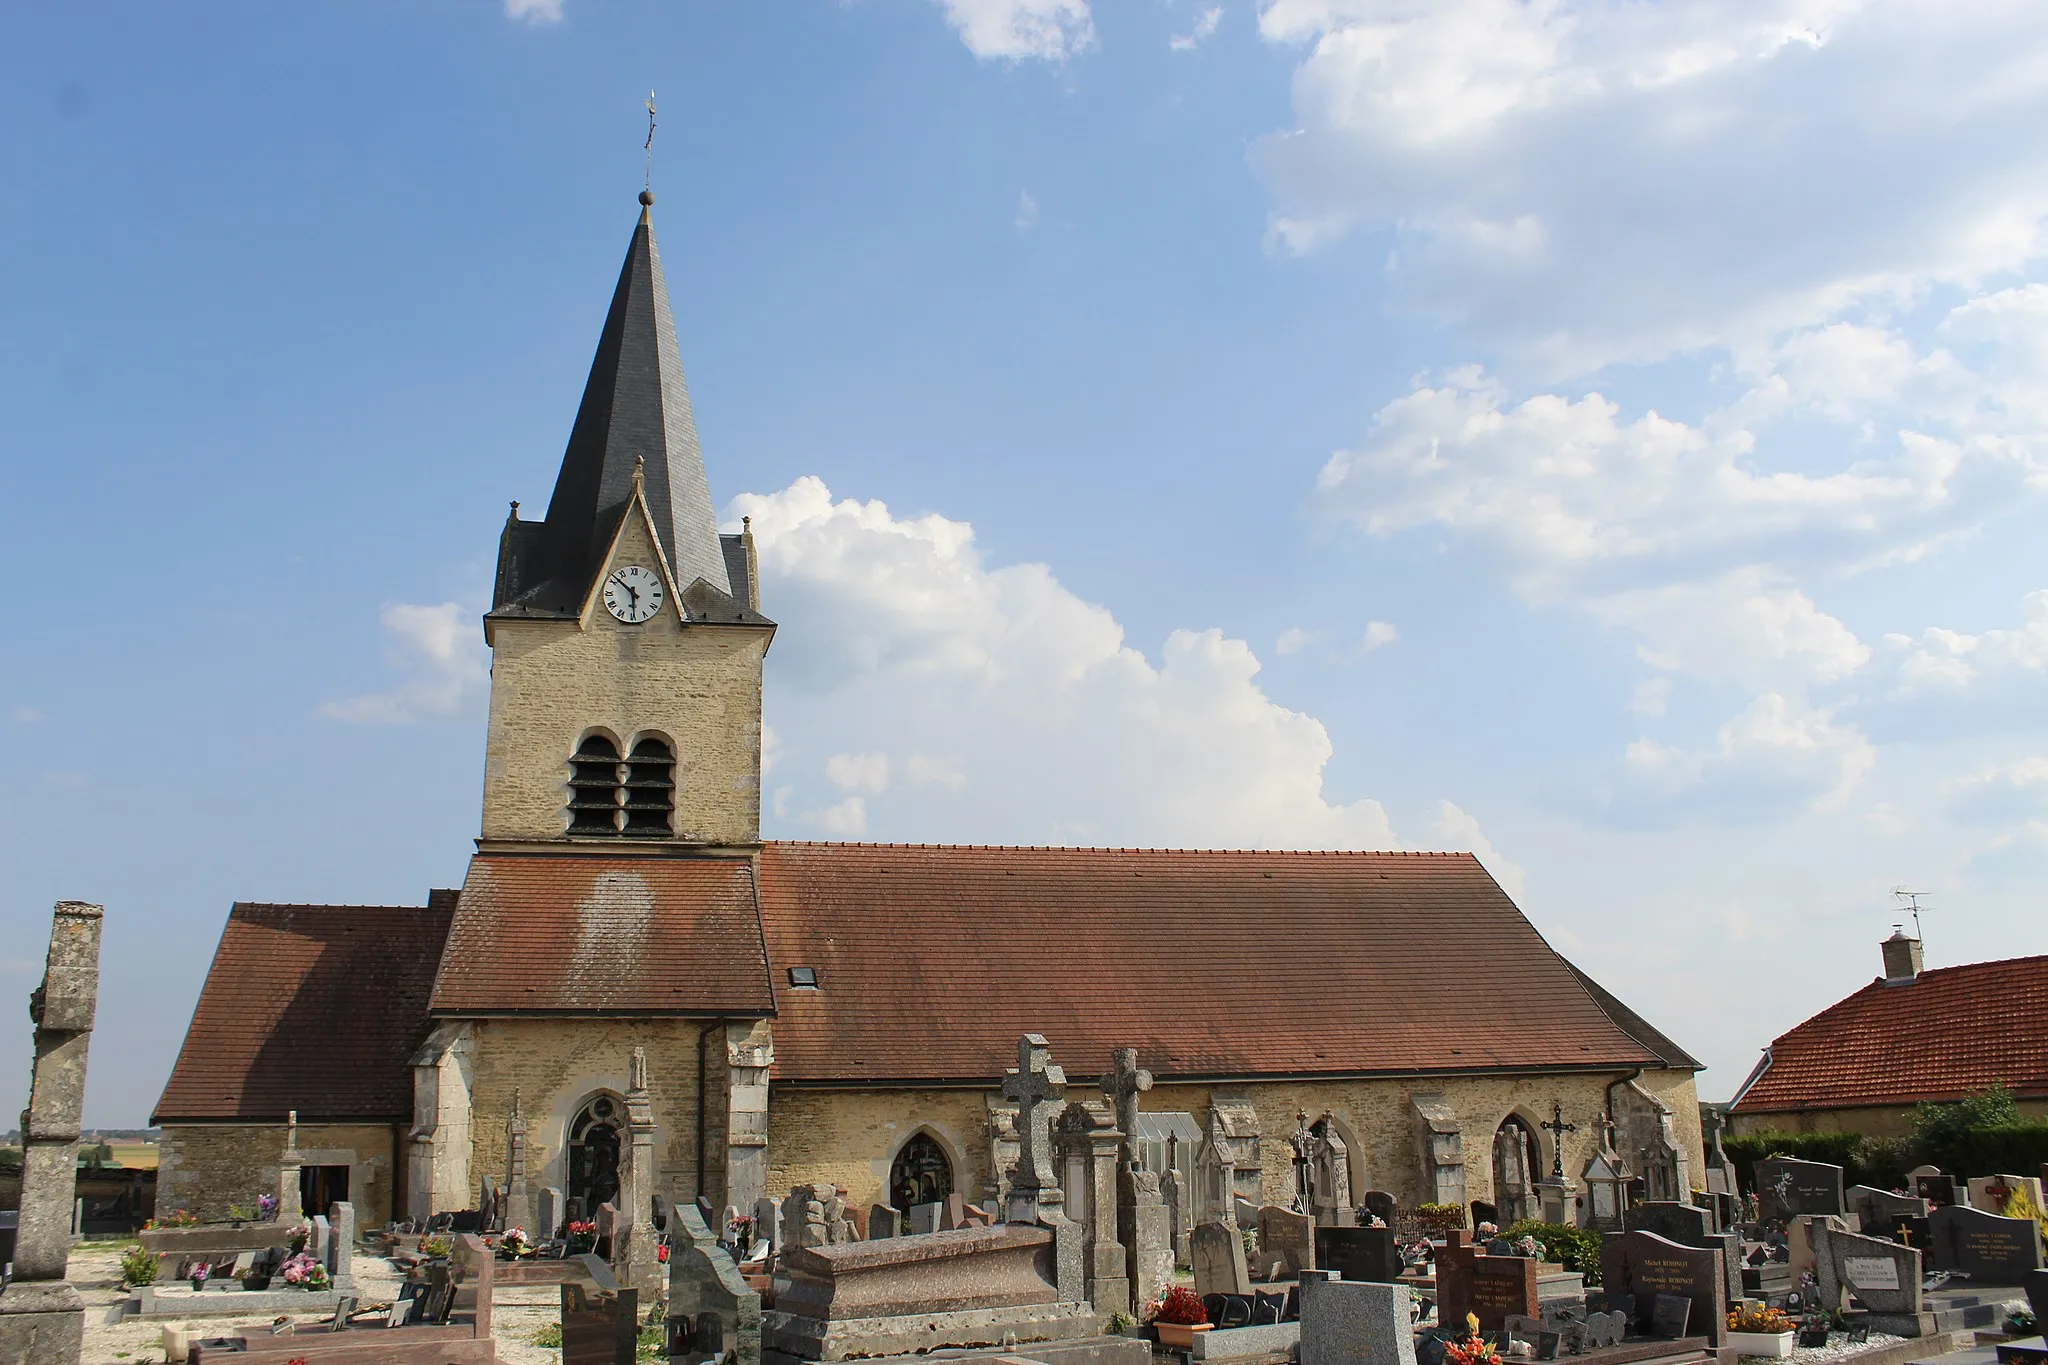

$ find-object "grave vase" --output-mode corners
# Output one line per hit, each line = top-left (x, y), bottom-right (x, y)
(1155, 1321), (1212, 1348)
(1725, 1330), (1794, 1358)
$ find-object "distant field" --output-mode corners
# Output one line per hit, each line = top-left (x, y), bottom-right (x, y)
(105, 1143), (158, 1169)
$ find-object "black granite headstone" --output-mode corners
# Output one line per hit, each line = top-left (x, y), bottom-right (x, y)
(1627, 1202), (1710, 1245)
(1915, 1173), (1960, 1208)
(1756, 1158), (1847, 1222)
(1930, 1205), (2045, 1285)
(1316, 1225), (1401, 1283)
(1651, 1293), (1691, 1339)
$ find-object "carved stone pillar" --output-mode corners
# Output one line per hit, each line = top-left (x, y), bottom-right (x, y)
(724, 1021), (773, 1216)
(1054, 1101), (1130, 1317)
(1410, 1092), (1466, 1208)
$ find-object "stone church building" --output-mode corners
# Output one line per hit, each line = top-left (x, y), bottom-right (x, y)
(153, 193), (1707, 1237)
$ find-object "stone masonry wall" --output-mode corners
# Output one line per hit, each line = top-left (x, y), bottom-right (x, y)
(482, 504), (770, 845)
(1728, 1097), (2048, 1140)
(767, 1088), (992, 1213)
(465, 1018), (713, 1208)
(156, 1123), (397, 1225)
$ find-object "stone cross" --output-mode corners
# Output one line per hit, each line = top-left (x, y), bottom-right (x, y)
(1541, 1102), (1578, 1180)
(619, 1047), (663, 1296)
(279, 1107), (304, 1223)
(1003, 1034), (1067, 1221)
(1099, 1048), (1152, 1168)
(0, 901), (102, 1364)
(503, 1089), (532, 1235)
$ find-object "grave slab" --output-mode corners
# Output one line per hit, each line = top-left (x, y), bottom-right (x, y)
(1299, 1273), (1417, 1365)
(1928, 1205), (2044, 1285)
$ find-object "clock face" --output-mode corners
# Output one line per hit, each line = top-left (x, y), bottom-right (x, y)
(602, 565), (665, 623)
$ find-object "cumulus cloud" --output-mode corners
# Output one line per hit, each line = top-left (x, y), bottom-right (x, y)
(1610, 693), (1875, 823)
(935, 0), (1094, 61)
(1943, 756), (2048, 827)
(731, 476), (1397, 849)
(1431, 800), (1526, 899)
(1253, 0), (2048, 374)
(503, 0), (563, 24)
(1361, 620), (1399, 650)
(1884, 590), (2048, 696)
(1170, 6), (1223, 51)
(322, 602), (488, 724)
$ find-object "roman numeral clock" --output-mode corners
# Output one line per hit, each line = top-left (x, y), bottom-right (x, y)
(602, 565), (665, 623)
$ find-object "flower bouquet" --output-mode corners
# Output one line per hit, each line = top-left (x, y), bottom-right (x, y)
(565, 1219), (598, 1255)
(188, 1262), (211, 1294)
(259, 1193), (280, 1223)
(499, 1227), (533, 1258)
(1148, 1284), (1211, 1347)
(1446, 1314), (1502, 1365)
(282, 1251), (331, 1291)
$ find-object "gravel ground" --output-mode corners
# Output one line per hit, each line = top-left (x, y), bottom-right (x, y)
(66, 1241), (570, 1364)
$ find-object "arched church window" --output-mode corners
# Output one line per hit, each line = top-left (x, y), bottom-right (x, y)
(567, 1094), (624, 1218)
(621, 736), (675, 838)
(889, 1132), (953, 1211)
(567, 735), (623, 836)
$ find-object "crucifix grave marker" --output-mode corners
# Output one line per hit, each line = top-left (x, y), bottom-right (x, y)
(1540, 1103), (1577, 1180)
(1003, 1034), (1066, 1221)
(1099, 1048), (1152, 1168)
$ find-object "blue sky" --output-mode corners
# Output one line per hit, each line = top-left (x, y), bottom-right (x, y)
(5, 1), (2048, 1128)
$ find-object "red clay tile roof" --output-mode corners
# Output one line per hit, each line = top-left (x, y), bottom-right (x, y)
(428, 852), (774, 1015)
(1730, 954), (2048, 1113)
(153, 898), (457, 1123)
(755, 842), (1678, 1084)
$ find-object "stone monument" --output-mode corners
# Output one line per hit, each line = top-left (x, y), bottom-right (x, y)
(0, 901), (104, 1365)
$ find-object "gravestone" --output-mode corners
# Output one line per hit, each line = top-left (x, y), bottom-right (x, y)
(941, 1193), (968, 1232)
(1193, 1220), (1251, 1298)
(1650, 1293), (1691, 1339)
(1437, 1235), (1540, 1333)
(540, 1187), (565, 1238)
(594, 1202), (619, 1261)
(1600, 1229), (1726, 1345)
(868, 1205), (901, 1240)
(327, 1201), (357, 1293)
(563, 1265), (639, 1365)
(1316, 1225), (1400, 1284)
(1626, 1201), (1740, 1314)
(1915, 1172), (1960, 1208)
(310, 1214), (331, 1266)
(666, 1203), (760, 1365)
(1812, 1223), (1919, 1318)
(1756, 1158), (1846, 1222)
(2026, 1267), (2048, 1323)
(1299, 1270), (1418, 1365)
(753, 1195), (780, 1254)
(1363, 1191), (1397, 1227)
(1929, 1204), (2044, 1284)
(1257, 1204), (1314, 1278)
(1848, 1185), (1929, 1236)
(908, 1202), (941, 1236)
(0, 902), (101, 1365)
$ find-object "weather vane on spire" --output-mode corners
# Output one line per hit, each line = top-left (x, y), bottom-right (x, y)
(643, 90), (657, 193)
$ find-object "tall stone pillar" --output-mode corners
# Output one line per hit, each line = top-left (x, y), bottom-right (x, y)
(724, 1022), (773, 1217)
(503, 1089), (532, 1234)
(1053, 1101), (1130, 1318)
(0, 900), (104, 1365)
(618, 1046), (664, 1298)
(279, 1109), (304, 1224)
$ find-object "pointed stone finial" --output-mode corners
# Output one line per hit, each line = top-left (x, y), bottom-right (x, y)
(629, 1045), (649, 1095)
(506, 499), (520, 526)
(742, 515), (751, 532)
(632, 453), (646, 494)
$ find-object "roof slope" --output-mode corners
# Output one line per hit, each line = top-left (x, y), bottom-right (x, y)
(756, 842), (1680, 1085)
(1565, 961), (1703, 1071)
(428, 852), (774, 1015)
(494, 197), (733, 617)
(153, 898), (456, 1123)
(1731, 954), (2048, 1113)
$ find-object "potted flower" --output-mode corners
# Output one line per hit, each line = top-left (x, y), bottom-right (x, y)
(565, 1220), (597, 1255)
(420, 1234), (454, 1262)
(1148, 1284), (1211, 1348)
(258, 1194), (280, 1223)
(1726, 1302), (1796, 1358)
(281, 1251), (330, 1291)
(499, 1227), (532, 1259)
(188, 1262), (211, 1294)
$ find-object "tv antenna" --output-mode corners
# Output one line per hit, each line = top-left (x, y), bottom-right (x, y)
(1891, 887), (1931, 942)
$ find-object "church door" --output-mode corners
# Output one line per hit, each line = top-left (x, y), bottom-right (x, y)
(567, 1095), (624, 1219)
(1491, 1117), (1539, 1225)
(889, 1133), (953, 1211)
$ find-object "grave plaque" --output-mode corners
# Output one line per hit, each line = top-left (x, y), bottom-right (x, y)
(1650, 1293), (1691, 1339)
(1756, 1158), (1846, 1222)
(1915, 1173), (1959, 1208)
(1929, 1204), (2044, 1285)
(1843, 1256), (1899, 1290)
(1437, 1238), (1540, 1333)
(1600, 1229), (1726, 1345)
(1317, 1226), (1401, 1284)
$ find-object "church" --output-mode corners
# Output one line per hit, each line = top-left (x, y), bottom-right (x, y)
(153, 191), (1708, 1240)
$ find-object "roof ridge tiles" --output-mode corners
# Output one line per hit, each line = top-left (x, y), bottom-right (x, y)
(761, 839), (1471, 857)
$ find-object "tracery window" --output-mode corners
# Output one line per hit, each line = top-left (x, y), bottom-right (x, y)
(889, 1132), (954, 1211)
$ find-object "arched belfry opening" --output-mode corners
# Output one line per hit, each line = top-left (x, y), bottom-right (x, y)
(889, 1131), (954, 1211)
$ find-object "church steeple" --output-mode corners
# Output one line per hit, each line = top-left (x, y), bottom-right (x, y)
(500, 192), (733, 614)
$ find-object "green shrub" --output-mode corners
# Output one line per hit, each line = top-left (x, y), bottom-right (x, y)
(119, 1244), (159, 1287)
(1913, 1085), (2023, 1148)
(532, 1322), (563, 1348)
(1722, 1130), (1866, 1191)
(1503, 1220), (1602, 1286)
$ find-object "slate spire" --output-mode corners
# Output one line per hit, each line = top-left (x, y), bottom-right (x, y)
(539, 191), (731, 599)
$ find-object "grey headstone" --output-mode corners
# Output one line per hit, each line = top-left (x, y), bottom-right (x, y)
(868, 1205), (901, 1240)
(327, 1201), (357, 1292)
(539, 1187), (564, 1239)
(1814, 1223), (1919, 1316)
(2025, 1267), (2048, 1325)
(752, 1196), (779, 1253)
(1258, 1204), (1314, 1277)
(310, 1214), (332, 1265)
(1847, 1184), (1929, 1236)
(1300, 1271), (1418, 1365)
(1193, 1220), (1251, 1298)
(908, 1202), (941, 1235)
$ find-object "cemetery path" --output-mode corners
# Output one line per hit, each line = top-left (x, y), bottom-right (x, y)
(65, 1242), (565, 1364)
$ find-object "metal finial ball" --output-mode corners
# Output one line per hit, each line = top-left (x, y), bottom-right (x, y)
(639, 190), (655, 207)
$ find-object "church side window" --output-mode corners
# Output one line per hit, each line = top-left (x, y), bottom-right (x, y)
(621, 736), (675, 837)
(889, 1132), (953, 1210)
(567, 735), (624, 836)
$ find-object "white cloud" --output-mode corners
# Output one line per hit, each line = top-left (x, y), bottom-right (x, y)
(503, 0), (563, 25)
(935, 0), (1095, 61)
(1943, 756), (2048, 826)
(1630, 677), (1671, 718)
(1589, 571), (1868, 694)
(1276, 626), (1321, 655)
(1253, 1), (2048, 375)
(1170, 5), (1224, 52)
(1612, 693), (1874, 822)
(1431, 800), (1526, 899)
(1361, 620), (1399, 650)
(321, 602), (488, 724)
(1015, 190), (1040, 233)
(825, 751), (891, 795)
(1884, 589), (2048, 697)
(730, 476), (1397, 849)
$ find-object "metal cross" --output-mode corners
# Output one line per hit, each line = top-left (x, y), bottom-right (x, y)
(1290, 1111), (1317, 1213)
(1540, 1101), (1578, 1179)
(1099, 1047), (1153, 1166)
(1004, 1033), (1067, 1192)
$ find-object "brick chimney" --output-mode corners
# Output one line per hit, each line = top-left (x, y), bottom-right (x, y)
(1881, 929), (1924, 985)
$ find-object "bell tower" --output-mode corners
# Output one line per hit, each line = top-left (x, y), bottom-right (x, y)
(479, 192), (773, 849)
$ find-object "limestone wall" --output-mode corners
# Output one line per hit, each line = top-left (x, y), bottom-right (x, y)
(463, 1017), (714, 1210)
(767, 1088), (992, 1213)
(1727, 1097), (2048, 1139)
(156, 1123), (397, 1225)
(482, 505), (770, 845)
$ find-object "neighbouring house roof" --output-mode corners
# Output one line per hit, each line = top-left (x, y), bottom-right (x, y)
(152, 897), (458, 1124)
(426, 852), (774, 1016)
(1730, 953), (2048, 1114)
(753, 842), (1684, 1085)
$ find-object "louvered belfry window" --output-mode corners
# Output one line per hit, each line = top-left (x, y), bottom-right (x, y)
(566, 735), (624, 835)
(621, 737), (676, 837)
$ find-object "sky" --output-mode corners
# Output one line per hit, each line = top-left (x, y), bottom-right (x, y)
(4, 1), (2048, 1129)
